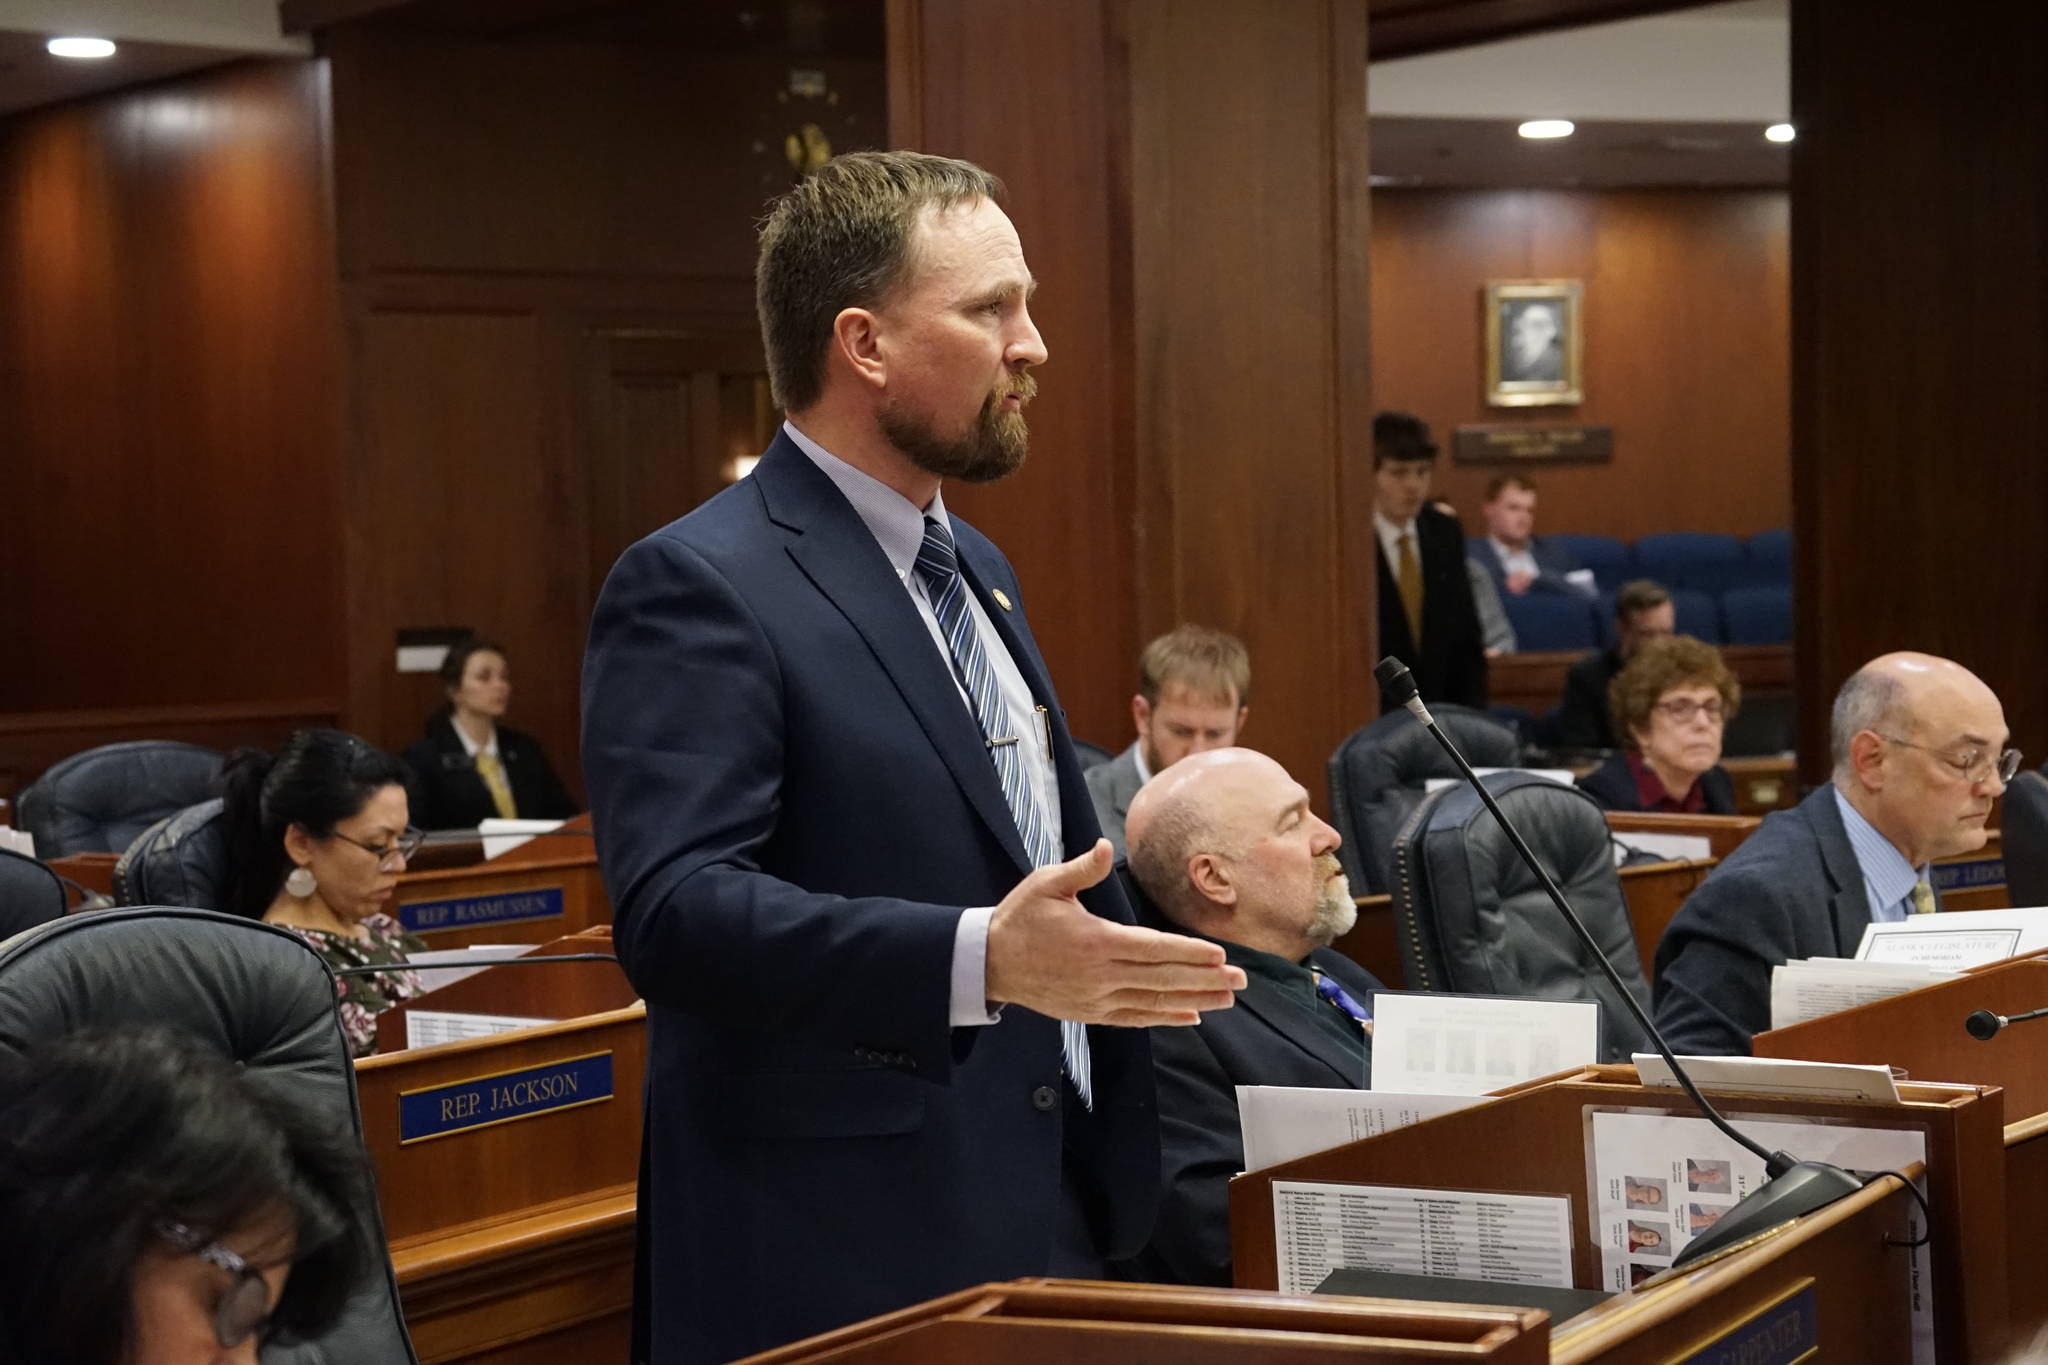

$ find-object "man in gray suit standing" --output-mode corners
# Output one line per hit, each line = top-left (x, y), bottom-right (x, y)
(1086, 626), (1250, 857)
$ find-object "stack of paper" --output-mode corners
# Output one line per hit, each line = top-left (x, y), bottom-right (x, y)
(1768, 958), (1957, 1030)
(0, 827), (34, 857)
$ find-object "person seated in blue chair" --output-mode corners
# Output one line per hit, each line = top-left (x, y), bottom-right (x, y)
(1473, 474), (1595, 598)
(1576, 636), (1740, 815)
(0, 1028), (373, 1365)
(220, 729), (427, 1056)
(1113, 747), (1382, 1287)
(402, 636), (579, 831)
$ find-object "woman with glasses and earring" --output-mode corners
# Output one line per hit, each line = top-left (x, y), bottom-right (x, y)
(0, 1028), (373, 1364)
(1577, 636), (1741, 815)
(220, 729), (428, 1056)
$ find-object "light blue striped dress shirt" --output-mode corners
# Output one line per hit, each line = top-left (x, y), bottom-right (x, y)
(1830, 787), (1928, 925)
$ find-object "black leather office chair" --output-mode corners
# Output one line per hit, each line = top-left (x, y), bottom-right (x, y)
(0, 908), (418, 1364)
(0, 849), (67, 940)
(1391, 772), (1651, 1063)
(1327, 704), (1522, 896)
(1072, 739), (1117, 772)
(113, 797), (228, 909)
(16, 740), (223, 858)
(2004, 771), (2048, 910)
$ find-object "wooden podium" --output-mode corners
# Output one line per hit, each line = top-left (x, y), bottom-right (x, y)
(355, 929), (643, 1363)
(737, 1279), (1549, 1363)
(1755, 951), (2048, 1353)
(393, 814), (610, 948)
(1228, 1065), (2005, 1362)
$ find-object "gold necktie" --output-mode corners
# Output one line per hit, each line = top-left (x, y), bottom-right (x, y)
(475, 751), (517, 820)
(1911, 878), (1937, 915)
(1396, 532), (1425, 645)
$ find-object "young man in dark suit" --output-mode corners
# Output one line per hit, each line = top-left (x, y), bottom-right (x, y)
(1654, 652), (2013, 1055)
(1116, 747), (1382, 1286)
(1371, 412), (1487, 712)
(581, 152), (1243, 1365)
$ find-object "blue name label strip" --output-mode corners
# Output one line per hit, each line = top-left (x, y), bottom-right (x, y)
(1931, 858), (2004, 892)
(399, 1051), (614, 1144)
(1674, 1283), (1817, 1365)
(399, 885), (565, 934)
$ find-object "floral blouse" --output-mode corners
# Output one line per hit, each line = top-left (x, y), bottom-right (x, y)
(282, 913), (429, 1058)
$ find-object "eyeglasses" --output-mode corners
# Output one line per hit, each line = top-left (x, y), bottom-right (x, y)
(1653, 697), (1727, 725)
(331, 826), (425, 870)
(156, 1221), (272, 1349)
(1877, 734), (2022, 786)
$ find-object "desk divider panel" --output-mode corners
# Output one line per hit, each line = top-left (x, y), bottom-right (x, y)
(1227, 1065), (2003, 1362)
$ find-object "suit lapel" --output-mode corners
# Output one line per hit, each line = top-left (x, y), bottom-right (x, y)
(1233, 973), (1370, 1086)
(757, 440), (1033, 875)
(1807, 791), (1876, 954)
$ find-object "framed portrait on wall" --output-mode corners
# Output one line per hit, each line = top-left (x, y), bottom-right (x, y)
(1485, 280), (1583, 407)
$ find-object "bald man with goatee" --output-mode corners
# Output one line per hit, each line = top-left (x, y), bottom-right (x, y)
(1114, 748), (1385, 1286)
(1654, 652), (2015, 1056)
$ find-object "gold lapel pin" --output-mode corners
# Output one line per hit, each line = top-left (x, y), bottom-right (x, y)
(991, 589), (1014, 612)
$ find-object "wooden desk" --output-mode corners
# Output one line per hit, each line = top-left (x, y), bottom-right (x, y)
(357, 1005), (645, 1363)
(1718, 756), (1799, 814)
(1334, 858), (1713, 992)
(394, 847), (609, 949)
(1228, 1064), (2004, 1362)
(1603, 812), (1758, 861)
(47, 851), (117, 904)
(1934, 827), (2009, 911)
(740, 1279), (1549, 1363)
(1487, 646), (1791, 726)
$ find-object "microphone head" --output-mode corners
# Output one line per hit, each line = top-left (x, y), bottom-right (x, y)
(1966, 1009), (2004, 1041)
(1374, 656), (1419, 706)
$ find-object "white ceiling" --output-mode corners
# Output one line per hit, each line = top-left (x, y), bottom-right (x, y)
(1371, 0), (1788, 123)
(0, 0), (305, 115)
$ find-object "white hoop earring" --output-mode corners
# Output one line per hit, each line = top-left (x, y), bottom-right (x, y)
(285, 865), (317, 899)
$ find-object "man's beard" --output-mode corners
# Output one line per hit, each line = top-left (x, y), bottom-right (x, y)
(1306, 854), (1356, 946)
(879, 375), (1035, 485)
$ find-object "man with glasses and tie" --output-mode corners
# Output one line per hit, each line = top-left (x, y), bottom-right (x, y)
(580, 151), (1244, 1365)
(1113, 747), (1380, 1287)
(1654, 652), (2016, 1055)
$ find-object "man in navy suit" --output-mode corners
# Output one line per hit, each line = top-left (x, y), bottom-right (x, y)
(1654, 652), (2013, 1055)
(1472, 473), (1592, 599)
(581, 152), (1244, 1364)
(1116, 748), (1382, 1286)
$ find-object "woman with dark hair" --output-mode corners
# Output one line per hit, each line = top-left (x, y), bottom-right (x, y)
(0, 1027), (375, 1364)
(220, 728), (426, 1055)
(1576, 635), (1741, 815)
(401, 636), (578, 831)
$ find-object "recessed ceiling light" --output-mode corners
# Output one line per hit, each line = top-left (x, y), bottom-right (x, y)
(47, 36), (117, 59)
(1518, 120), (1575, 140)
(1765, 123), (1796, 143)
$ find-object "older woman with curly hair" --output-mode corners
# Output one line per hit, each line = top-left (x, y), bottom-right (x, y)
(1576, 635), (1741, 815)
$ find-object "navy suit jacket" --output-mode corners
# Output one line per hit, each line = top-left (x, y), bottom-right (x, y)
(581, 432), (1157, 1364)
(1375, 505), (1488, 712)
(1652, 786), (1918, 1056)
(1471, 535), (1586, 598)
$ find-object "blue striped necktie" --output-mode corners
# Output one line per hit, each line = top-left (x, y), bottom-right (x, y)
(914, 514), (1091, 1108)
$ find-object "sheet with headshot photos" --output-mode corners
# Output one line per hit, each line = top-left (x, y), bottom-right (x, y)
(1367, 991), (1599, 1096)
(1587, 1110), (1932, 1365)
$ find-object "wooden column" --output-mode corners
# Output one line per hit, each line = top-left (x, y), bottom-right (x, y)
(889, 0), (1375, 798)
(1791, 0), (2048, 780)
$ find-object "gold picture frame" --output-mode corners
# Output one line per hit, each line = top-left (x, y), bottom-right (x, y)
(1484, 279), (1583, 407)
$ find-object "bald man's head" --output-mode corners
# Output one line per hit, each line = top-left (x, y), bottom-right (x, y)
(1831, 652), (2010, 866)
(1125, 748), (1354, 962)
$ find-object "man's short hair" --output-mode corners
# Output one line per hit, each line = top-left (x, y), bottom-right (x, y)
(755, 151), (1004, 413)
(1831, 665), (1907, 773)
(1613, 579), (1672, 624)
(1372, 411), (1437, 468)
(1485, 473), (1536, 501)
(1139, 625), (1251, 708)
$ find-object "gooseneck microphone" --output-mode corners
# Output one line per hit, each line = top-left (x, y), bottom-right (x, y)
(1374, 656), (1866, 1266)
(1966, 1006), (2048, 1040)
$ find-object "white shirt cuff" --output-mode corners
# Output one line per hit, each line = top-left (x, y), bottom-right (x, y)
(949, 905), (1002, 1027)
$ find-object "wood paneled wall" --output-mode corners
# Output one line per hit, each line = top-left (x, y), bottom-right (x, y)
(1371, 188), (1790, 542)
(891, 0), (1375, 791)
(324, 25), (884, 792)
(0, 61), (345, 720)
(1790, 0), (2048, 782)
